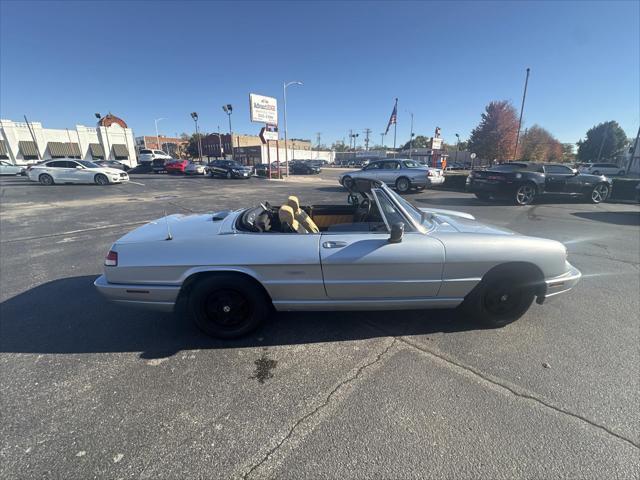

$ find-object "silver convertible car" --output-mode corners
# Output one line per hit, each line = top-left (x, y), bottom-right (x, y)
(95, 179), (581, 338)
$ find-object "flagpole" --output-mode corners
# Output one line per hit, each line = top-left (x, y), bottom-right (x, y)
(393, 98), (397, 157)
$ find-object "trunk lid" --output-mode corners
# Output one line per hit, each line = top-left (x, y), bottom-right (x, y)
(420, 208), (514, 235)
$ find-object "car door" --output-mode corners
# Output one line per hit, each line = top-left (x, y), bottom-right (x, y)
(377, 160), (401, 184)
(65, 160), (93, 183)
(544, 164), (575, 193)
(43, 160), (72, 182)
(320, 189), (444, 299)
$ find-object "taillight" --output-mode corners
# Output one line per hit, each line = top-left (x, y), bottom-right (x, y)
(105, 250), (118, 266)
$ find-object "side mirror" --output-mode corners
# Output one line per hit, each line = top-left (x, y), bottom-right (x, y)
(76, 166), (84, 169)
(389, 222), (404, 243)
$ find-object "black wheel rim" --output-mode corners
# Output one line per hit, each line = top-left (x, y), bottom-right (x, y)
(398, 179), (409, 191)
(201, 289), (252, 329)
(483, 281), (521, 316)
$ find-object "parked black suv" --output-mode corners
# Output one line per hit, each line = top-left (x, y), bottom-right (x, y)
(466, 162), (612, 205)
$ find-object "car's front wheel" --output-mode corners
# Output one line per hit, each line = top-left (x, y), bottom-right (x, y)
(188, 275), (270, 338)
(341, 176), (353, 189)
(395, 176), (411, 193)
(588, 183), (610, 204)
(514, 183), (536, 205)
(39, 173), (54, 185)
(460, 270), (536, 328)
(94, 174), (109, 185)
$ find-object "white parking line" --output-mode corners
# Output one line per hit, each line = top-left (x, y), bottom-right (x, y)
(127, 181), (146, 186)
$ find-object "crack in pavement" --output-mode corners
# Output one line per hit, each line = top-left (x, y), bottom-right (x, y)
(240, 338), (397, 479)
(358, 323), (640, 451)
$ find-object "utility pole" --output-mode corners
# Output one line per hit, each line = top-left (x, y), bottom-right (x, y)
(409, 112), (414, 159)
(363, 128), (371, 151)
(316, 132), (321, 159)
(513, 67), (531, 161)
(380, 132), (385, 149)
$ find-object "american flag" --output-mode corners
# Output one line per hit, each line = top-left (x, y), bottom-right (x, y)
(385, 98), (398, 134)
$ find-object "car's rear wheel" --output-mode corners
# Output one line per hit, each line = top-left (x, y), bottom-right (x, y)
(475, 192), (491, 201)
(39, 174), (54, 185)
(342, 176), (353, 189)
(189, 275), (269, 338)
(395, 177), (411, 193)
(460, 270), (536, 328)
(94, 174), (109, 185)
(588, 183), (609, 204)
(514, 183), (536, 205)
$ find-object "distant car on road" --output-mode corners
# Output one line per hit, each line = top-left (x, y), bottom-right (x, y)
(290, 162), (321, 175)
(138, 149), (172, 164)
(578, 163), (625, 176)
(0, 160), (25, 176)
(94, 160), (130, 172)
(184, 162), (207, 175)
(466, 162), (612, 205)
(207, 160), (252, 179)
(165, 159), (189, 174)
(338, 159), (444, 193)
(27, 159), (129, 185)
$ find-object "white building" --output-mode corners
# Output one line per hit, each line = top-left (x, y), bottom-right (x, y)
(232, 144), (335, 165)
(0, 114), (137, 167)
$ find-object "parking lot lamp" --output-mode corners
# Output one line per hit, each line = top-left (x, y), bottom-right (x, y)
(455, 133), (460, 165)
(190, 112), (203, 163)
(154, 118), (165, 153)
(222, 104), (234, 160)
(283, 81), (303, 178)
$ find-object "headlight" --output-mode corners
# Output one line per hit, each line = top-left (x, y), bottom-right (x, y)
(514, 173), (522, 179)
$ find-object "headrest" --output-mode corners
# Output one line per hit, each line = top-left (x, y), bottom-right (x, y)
(287, 195), (300, 212)
(278, 205), (295, 224)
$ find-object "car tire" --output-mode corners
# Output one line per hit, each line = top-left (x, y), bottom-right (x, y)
(94, 174), (109, 185)
(588, 183), (610, 204)
(460, 269), (536, 328)
(475, 192), (491, 201)
(395, 177), (411, 193)
(188, 274), (270, 339)
(514, 183), (536, 205)
(39, 173), (54, 185)
(342, 176), (353, 189)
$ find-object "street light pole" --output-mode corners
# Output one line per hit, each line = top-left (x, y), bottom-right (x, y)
(190, 112), (202, 163)
(154, 118), (165, 153)
(283, 80), (303, 178)
(455, 133), (460, 165)
(380, 133), (385, 149)
(222, 104), (234, 160)
(217, 125), (223, 159)
(409, 112), (414, 159)
(513, 67), (531, 161)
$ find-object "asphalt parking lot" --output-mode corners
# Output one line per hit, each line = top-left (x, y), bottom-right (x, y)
(1, 171), (639, 479)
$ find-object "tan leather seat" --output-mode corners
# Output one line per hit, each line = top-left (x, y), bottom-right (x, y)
(287, 196), (320, 233)
(278, 205), (308, 233)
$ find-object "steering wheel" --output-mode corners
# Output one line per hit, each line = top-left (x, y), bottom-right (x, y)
(354, 198), (371, 222)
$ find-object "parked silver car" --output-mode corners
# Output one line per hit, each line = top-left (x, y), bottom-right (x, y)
(338, 159), (444, 193)
(95, 179), (581, 338)
(0, 160), (25, 176)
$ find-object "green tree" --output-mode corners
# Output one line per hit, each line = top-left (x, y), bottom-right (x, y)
(331, 141), (350, 152)
(468, 100), (519, 161)
(401, 135), (430, 150)
(185, 133), (206, 158)
(577, 121), (628, 162)
(561, 143), (576, 163)
(518, 125), (563, 162)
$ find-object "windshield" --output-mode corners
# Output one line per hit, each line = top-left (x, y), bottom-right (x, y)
(78, 161), (100, 168)
(380, 186), (429, 230)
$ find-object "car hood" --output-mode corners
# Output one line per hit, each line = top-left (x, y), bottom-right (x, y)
(419, 207), (514, 235)
(577, 173), (611, 182)
(116, 212), (233, 244)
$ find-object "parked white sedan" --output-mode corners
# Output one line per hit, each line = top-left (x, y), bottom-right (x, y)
(28, 158), (129, 185)
(0, 160), (25, 176)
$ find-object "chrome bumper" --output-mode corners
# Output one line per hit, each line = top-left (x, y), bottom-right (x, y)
(540, 262), (582, 302)
(94, 274), (180, 312)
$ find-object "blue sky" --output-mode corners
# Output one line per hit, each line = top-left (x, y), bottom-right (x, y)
(1, 1), (638, 147)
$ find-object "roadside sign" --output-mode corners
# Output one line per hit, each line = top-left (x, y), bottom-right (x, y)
(259, 124), (278, 144)
(250, 94), (278, 125)
(431, 137), (443, 150)
(470, 153), (477, 159)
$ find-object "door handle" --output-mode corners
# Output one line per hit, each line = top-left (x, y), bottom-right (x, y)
(322, 241), (347, 249)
